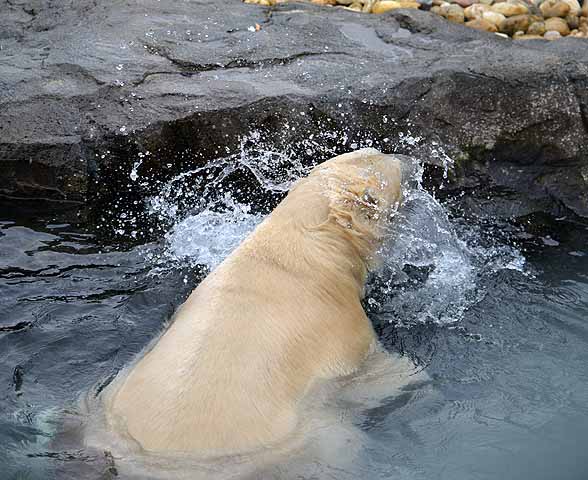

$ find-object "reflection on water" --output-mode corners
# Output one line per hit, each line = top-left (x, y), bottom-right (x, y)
(1, 153), (588, 479)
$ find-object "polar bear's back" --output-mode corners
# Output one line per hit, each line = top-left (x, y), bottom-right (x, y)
(105, 247), (374, 455)
(99, 148), (404, 458)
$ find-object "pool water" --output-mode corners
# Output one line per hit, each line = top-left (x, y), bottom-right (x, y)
(1, 158), (587, 479)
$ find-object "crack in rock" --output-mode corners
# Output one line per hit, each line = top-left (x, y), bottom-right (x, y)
(134, 46), (350, 86)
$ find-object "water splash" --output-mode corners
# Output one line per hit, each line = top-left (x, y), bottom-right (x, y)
(371, 191), (476, 324)
(146, 133), (323, 270)
(147, 132), (315, 230)
(368, 162), (525, 326)
(144, 135), (524, 326)
(163, 193), (263, 270)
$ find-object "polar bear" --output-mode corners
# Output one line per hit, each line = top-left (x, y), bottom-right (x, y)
(98, 148), (420, 463)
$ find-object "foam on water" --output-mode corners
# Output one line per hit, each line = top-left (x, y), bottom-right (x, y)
(145, 135), (525, 326)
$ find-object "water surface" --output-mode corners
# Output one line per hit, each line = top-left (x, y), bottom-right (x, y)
(1, 155), (587, 479)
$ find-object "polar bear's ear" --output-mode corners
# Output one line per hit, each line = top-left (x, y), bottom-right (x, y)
(355, 185), (382, 223)
(359, 188), (378, 211)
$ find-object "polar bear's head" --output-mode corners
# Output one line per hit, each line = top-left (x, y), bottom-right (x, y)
(315, 148), (403, 220)
(315, 148), (402, 250)
(276, 149), (404, 283)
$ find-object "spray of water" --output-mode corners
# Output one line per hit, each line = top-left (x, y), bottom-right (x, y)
(145, 133), (319, 271)
(369, 160), (523, 326)
(142, 132), (525, 326)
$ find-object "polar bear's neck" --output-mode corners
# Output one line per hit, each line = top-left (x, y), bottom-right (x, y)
(238, 211), (371, 299)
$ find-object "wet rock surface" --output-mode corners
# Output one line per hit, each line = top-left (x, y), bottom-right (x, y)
(1, 0), (588, 225)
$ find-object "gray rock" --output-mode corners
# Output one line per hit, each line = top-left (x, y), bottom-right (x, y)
(1, 1), (588, 229)
(416, 0), (434, 8)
